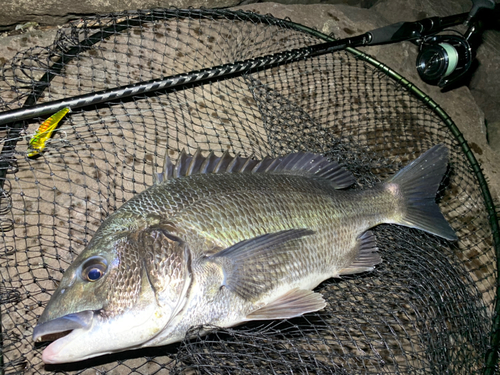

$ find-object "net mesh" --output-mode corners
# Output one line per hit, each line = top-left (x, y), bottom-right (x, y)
(0, 8), (497, 375)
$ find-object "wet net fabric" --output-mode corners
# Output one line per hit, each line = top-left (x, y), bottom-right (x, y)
(0, 8), (497, 374)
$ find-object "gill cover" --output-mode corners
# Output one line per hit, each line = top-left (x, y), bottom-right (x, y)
(135, 225), (193, 317)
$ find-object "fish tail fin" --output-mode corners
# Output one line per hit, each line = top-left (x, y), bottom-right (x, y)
(385, 144), (457, 241)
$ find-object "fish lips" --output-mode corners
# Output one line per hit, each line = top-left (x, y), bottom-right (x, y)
(33, 310), (94, 343)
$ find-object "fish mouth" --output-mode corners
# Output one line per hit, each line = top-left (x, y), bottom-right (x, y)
(33, 310), (94, 343)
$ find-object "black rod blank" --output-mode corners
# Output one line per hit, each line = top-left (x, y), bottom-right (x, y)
(0, 11), (469, 126)
(0, 36), (365, 126)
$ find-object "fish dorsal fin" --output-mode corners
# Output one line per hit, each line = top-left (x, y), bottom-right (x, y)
(156, 148), (355, 188)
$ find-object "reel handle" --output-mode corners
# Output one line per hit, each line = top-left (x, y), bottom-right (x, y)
(467, 0), (496, 24)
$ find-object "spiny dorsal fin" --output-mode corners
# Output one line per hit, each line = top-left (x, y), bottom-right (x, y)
(156, 148), (356, 189)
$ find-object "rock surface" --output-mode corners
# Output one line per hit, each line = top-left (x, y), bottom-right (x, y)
(0, 0), (241, 29)
(235, 2), (500, 200)
(0, 1), (498, 201)
(372, 0), (500, 153)
(0, 3), (498, 373)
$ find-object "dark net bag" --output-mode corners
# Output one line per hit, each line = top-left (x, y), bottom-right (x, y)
(0, 9), (497, 374)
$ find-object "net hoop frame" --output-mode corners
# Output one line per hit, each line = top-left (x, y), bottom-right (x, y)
(0, 8), (497, 374)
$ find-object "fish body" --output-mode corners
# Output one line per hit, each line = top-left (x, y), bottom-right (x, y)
(27, 107), (71, 158)
(33, 145), (457, 364)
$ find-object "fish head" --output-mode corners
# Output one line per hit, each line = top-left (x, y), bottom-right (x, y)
(33, 225), (192, 364)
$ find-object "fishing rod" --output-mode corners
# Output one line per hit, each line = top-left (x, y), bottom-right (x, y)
(0, 0), (495, 126)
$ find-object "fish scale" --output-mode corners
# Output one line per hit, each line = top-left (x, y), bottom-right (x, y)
(32, 146), (457, 364)
(125, 172), (373, 248)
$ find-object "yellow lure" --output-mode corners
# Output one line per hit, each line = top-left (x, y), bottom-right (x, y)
(27, 107), (71, 158)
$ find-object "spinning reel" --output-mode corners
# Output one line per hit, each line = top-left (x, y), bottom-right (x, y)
(363, 0), (496, 88)
(415, 0), (495, 88)
(416, 34), (473, 87)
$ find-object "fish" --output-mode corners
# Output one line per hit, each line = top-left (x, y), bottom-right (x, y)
(27, 107), (71, 158)
(32, 144), (457, 364)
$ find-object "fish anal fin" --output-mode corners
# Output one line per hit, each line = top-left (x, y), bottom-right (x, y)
(245, 288), (326, 320)
(339, 231), (381, 276)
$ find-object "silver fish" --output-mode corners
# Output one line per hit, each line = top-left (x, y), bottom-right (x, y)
(33, 145), (457, 364)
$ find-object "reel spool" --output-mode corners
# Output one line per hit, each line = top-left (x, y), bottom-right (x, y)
(416, 35), (472, 87)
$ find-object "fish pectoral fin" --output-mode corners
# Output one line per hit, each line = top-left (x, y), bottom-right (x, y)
(245, 288), (326, 320)
(208, 229), (315, 300)
(338, 231), (381, 275)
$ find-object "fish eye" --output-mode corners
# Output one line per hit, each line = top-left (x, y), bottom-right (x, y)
(81, 257), (107, 282)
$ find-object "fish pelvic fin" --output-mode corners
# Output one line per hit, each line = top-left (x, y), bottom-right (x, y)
(385, 144), (457, 241)
(157, 149), (356, 189)
(245, 288), (326, 321)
